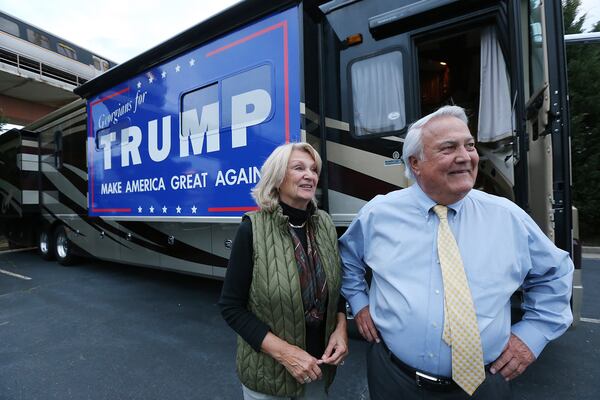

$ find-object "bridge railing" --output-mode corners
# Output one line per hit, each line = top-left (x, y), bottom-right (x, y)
(0, 46), (88, 87)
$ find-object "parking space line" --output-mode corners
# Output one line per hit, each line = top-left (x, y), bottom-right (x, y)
(580, 317), (600, 324)
(0, 268), (32, 280)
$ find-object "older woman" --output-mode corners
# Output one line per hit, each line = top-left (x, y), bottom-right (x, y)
(219, 142), (348, 399)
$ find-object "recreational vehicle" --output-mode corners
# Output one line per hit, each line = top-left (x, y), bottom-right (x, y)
(0, 0), (580, 314)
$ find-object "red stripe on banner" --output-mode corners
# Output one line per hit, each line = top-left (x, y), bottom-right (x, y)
(283, 20), (289, 143)
(90, 87), (130, 106)
(208, 206), (259, 212)
(93, 208), (132, 213)
(206, 22), (284, 57)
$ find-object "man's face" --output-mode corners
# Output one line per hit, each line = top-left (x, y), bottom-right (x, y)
(410, 116), (479, 205)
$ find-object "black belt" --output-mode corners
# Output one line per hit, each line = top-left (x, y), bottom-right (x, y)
(381, 341), (460, 392)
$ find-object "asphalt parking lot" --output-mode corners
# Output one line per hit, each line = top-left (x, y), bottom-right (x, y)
(1, 250), (598, 399)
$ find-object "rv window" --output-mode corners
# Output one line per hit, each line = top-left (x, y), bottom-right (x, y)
(0, 17), (19, 36)
(528, 0), (546, 96)
(221, 64), (274, 130)
(350, 51), (406, 137)
(95, 118), (130, 150)
(26, 28), (50, 49)
(181, 83), (219, 139)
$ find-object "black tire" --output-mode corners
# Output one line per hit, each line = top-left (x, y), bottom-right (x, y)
(38, 228), (55, 261)
(53, 225), (76, 266)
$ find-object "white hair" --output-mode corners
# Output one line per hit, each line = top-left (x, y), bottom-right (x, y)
(251, 142), (322, 211)
(402, 105), (469, 180)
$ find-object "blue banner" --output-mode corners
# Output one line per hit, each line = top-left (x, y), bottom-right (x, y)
(87, 7), (301, 218)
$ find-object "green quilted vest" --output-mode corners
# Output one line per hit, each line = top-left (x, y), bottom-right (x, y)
(236, 206), (341, 397)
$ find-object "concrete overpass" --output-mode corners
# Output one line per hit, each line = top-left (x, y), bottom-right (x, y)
(1, 10), (115, 127)
(1, 46), (81, 126)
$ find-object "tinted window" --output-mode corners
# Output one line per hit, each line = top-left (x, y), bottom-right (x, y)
(57, 43), (77, 60)
(26, 28), (50, 49)
(95, 118), (130, 150)
(180, 83), (219, 152)
(528, 0), (546, 96)
(221, 64), (274, 130)
(0, 17), (19, 36)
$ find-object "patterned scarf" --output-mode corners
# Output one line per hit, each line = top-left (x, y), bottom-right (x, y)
(289, 225), (328, 326)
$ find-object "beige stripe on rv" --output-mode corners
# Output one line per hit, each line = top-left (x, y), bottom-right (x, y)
(326, 141), (409, 188)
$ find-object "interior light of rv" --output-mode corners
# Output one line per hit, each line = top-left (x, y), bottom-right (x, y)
(346, 33), (363, 46)
(439, 61), (447, 66)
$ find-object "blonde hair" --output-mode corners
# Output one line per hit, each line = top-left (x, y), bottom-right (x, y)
(251, 142), (322, 211)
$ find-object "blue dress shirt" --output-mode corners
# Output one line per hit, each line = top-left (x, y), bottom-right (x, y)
(339, 184), (573, 377)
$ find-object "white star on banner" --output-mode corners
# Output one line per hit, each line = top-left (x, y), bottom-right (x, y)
(189, 58), (196, 66)
(138, 206), (142, 213)
(137, 81), (142, 89)
(161, 71), (167, 79)
(175, 65), (181, 72)
(148, 76), (154, 84)
(191, 205), (197, 214)
(176, 205), (182, 214)
(149, 206), (155, 213)
(162, 206), (167, 213)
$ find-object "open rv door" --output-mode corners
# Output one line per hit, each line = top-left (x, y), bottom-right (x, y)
(524, 0), (572, 252)
(523, 0), (579, 323)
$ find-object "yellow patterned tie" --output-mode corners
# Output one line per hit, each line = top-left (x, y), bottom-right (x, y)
(433, 205), (485, 395)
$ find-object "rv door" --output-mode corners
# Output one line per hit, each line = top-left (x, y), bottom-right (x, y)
(524, 0), (572, 252)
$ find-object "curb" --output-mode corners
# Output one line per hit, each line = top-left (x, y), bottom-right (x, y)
(582, 246), (600, 260)
(582, 246), (600, 254)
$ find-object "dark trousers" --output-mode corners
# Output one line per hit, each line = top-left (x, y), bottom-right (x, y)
(367, 341), (512, 400)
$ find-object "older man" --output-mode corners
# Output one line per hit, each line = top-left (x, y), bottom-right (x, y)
(339, 105), (573, 399)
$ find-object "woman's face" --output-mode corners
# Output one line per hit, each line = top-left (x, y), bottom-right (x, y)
(278, 149), (319, 210)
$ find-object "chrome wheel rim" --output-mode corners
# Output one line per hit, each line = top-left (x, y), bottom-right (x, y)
(40, 232), (49, 254)
(56, 233), (68, 259)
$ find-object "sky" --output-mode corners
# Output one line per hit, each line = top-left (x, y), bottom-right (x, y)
(0, 0), (241, 63)
(578, 0), (600, 30)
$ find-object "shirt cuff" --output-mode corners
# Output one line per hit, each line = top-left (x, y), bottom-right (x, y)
(347, 293), (370, 318)
(511, 321), (550, 358)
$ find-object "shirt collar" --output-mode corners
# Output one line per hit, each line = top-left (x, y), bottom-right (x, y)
(411, 183), (468, 219)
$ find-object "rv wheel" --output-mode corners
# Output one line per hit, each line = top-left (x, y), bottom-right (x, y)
(53, 225), (76, 265)
(38, 229), (54, 261)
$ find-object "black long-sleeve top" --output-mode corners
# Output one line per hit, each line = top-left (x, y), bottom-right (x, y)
(218, 202), (345, 358)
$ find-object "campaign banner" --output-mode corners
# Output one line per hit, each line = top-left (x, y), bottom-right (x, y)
(86, 7), (301, 218)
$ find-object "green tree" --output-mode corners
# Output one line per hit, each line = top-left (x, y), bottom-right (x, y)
(563, 0), (600, 243)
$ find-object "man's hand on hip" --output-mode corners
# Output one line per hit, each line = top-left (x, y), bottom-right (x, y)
(490, 333), (536, 381)
(354, 306), (380, 343)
